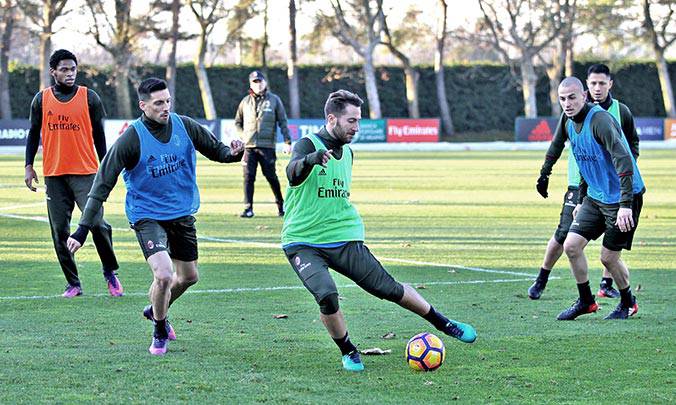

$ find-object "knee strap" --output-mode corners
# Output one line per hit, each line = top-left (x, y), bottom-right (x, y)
(319, 293), (340, 315)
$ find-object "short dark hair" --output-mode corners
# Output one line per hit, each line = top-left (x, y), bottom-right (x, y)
(324, 90), (363, 118)
(587, 64), (612, 79)
(137, 77), (168, 101)
(49, 49), (77, 69)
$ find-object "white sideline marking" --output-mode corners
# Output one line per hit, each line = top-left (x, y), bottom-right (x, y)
(0, 277), (548, 301)
(378, 257), (536, 278)
(0, 202), (44, 211)
(0, 212), (49, 223)
(0, 212), (545, 280)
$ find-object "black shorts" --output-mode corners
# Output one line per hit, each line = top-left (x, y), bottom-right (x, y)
(283, 241), (404, 304)
(553, 187), (580, 245)
(131, 215), (198, 261)
(568, 194), (643, 251)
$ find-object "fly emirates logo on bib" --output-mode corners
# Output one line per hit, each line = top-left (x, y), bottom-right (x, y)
(46, 113), (82, 132)
(318, 178), (350, 198)
(146, 153), (188, 178)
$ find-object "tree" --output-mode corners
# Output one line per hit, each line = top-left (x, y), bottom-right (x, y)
(467, 0), (564, 118)
(147, 0), (196, 111)
(189, 0), (254, 119)
(435, 0), (454, 136)
(261, 0), (268, 70)
(541, 0), (628, 115)
(163, 0), (181, 108)
(17, 0), (69, 90)
(0, 0), (17, 119)
(287, 0), (300, 118)
(642, 0), (676, 117)
(379, 5), (421, 118)
(86, 0), (145, 118)
(540, 0), (576, 116)
(318, 0), (385, 119)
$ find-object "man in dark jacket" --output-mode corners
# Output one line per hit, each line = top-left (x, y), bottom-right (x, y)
(235, 70), (292, 218)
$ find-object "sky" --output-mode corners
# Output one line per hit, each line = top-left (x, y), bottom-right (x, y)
(20, 0), (675, 66)
(44, 0), (482, 65)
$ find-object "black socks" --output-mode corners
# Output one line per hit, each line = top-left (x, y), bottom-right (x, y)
(619, 286), (634, 307)
(537, 268), (551, 283)
(577, 281), (595, 305)
(423, 306), (450, 331)
(333, 332), (357, 356)
(155, 318), (169, 339)
(601, 277), (613, 288)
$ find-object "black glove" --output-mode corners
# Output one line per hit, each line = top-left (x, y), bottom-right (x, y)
(70, 225), (90, 246)
(536, 175), (549, 198)
(305, 149), (329, 167)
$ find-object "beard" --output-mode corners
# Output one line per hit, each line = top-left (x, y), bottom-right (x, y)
(333, 121), (353, 144)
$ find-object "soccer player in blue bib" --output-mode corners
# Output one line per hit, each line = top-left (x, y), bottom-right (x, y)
(553, 77), (645, 320)
(67, 78), (244, 354)
(531, 64), (640, 300)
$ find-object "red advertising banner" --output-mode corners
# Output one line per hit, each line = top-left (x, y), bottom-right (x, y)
(386, 119), (440, 142)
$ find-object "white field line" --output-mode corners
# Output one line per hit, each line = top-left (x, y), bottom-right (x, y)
(0, 212), (553, 284)
(0, 277), (542, 301)
(0, 202), (45, 211)
(377, 257), (537, 278)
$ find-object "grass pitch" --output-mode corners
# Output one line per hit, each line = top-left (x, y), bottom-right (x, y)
(0, 150), (674, 404)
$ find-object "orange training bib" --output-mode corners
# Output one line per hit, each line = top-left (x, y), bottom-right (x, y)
(41, 86), (98, 176)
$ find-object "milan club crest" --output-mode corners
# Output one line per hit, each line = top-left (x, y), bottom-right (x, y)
(294, 256), (301, 266)
(147, 240), (155, 249)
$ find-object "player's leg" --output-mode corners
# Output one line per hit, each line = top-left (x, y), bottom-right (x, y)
(558, 199), (604, 320)
(132, 218), (173, 354)
(44, 176), (81, 296)
(599, 194), (642, 319)
(600, 248), (637, 319)
(147, 252), (173, 323)
(259, 148), (284, 216)
(529, 237), (563, 299)
(144, 215), (199, 340)
(146, 251), (173, 354)
(169, 260), (198, 306)
(529, 188), (577, 299)
(166, 215), (200, 306)
(70, 174), (122, 296)
(331, 242), (476, 343)
(241, 148), (257, 217)
(597, 267), (620, 298)
(284, 245), (363, 371)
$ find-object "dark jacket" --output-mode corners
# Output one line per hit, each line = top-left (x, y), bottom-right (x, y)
(235, 90), (290, 148)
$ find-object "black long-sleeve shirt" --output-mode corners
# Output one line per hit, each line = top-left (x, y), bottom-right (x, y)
(78, 113), (242, 227)
(286, 126), (352, 186)
(25, 84), (107, 167)
(541, 103), (640, 207)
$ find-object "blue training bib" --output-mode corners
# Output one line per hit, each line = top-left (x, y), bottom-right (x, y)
(123, 113), (199, 223)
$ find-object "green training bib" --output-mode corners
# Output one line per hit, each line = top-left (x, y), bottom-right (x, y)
(281, 133), (364, 245)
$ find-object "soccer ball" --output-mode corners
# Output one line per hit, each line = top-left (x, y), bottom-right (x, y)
(406, 332), (445, 371)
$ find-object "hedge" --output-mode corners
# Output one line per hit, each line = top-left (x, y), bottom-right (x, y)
(8, 61), (676, 133)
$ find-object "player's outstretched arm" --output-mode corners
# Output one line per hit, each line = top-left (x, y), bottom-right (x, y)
(68, 128), (136, 253)
(181, 116), (244, 163)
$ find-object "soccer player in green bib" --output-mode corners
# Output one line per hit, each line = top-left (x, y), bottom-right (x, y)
(281, 90), (476, 372)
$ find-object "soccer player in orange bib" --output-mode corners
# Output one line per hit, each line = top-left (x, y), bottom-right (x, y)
(24, 49), (123, 298)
